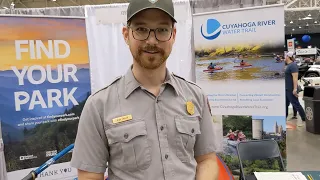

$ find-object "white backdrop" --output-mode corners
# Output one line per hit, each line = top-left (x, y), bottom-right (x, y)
(84, 0), (194, 93)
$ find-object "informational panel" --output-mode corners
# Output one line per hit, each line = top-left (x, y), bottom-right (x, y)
(0, 15), (91, 180)
(193, 4), (286, 178)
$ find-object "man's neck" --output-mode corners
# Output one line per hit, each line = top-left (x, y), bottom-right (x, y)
(132, 63), (167, 89)
(286, 60), (293, 65)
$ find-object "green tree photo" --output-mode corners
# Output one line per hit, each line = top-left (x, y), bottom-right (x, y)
(5, 91), (90, 171)
(223, 115), (253, 139)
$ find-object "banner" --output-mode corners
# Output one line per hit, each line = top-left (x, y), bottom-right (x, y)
(84, 0), (194, 93)
(193, 4), (286, 178)
(287, 39), (295, 52)
(295, 48), (317, 55)
(0, 16), (91, 180)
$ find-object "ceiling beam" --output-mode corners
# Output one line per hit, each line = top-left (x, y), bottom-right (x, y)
(285, 0), (298, 8)
(285, 6), (320, 10)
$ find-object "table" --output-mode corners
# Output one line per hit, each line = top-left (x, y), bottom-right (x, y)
(253, 171), (320, 180)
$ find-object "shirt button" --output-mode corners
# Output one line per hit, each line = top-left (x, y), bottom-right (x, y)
(165, 154), (169, 159)
(124, 133), (129, 139)
(160, 126), (164, 131)
(191, 128), (195, 133)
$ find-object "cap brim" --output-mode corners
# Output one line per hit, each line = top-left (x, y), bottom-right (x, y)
(127, 7), (177, 22)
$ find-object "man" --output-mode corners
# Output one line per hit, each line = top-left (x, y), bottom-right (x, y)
(70, 0), (219, 179)
(285, 51), (306, 126)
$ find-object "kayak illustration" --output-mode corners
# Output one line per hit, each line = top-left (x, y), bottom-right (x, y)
(203, 66), (223, 72)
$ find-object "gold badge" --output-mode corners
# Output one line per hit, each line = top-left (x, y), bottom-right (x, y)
(112, 115), (132, 124)
(186, 101), (195, 115)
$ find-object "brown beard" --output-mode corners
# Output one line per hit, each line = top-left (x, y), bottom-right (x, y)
(134, 45), (168, 70)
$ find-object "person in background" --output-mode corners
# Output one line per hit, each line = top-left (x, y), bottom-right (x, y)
(237, 131), (246, 142)
(208, 62), (216, 69)
(285, 51), (306, 126)
(292, 106), (298, 119)
(283, 59), (299, 120)
(275, 55), (281, 62)
(70, 0), (219, 179)
(226, 129), (235, 141)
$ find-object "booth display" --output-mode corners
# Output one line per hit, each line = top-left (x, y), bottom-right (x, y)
(0, 1), (292, 180)
(193, 4), (286, 179)
(295, 48), (320, 79)
(0, 15), (91, 180)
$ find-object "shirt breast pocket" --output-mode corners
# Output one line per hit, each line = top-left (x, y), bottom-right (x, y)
(175, 116), (201, 163)
(106, 121), (151, 171)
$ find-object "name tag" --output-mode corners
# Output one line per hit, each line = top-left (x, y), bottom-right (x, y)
(112, 115), (132, 124)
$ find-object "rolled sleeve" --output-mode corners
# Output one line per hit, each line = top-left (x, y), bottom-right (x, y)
(70, 95), (109, 173)
(194, 92), (217, 157)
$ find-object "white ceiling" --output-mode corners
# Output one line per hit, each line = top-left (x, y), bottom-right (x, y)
(1, 0), (319, 35)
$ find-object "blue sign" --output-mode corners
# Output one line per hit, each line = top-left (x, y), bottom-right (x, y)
(201, 19), (222, 40)
(201, 18), (276, 40)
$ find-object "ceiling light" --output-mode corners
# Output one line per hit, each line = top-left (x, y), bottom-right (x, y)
(308, 14), (311, 16)
(292, 28), (295, 31)
(306, 23), (309, 26)
(290, 21), (293, 23)
(284, 24), (286, 26)
(299, 26), (301, 28)
(303, 17), (312, 20)
(315, 21), (318, 23)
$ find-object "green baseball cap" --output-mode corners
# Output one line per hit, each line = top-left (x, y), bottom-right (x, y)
(127, 0), (176, 23)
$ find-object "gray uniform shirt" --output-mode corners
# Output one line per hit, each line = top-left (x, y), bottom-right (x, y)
(71, 67), (217, 180)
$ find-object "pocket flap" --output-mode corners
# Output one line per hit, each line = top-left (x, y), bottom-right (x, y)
(106, 121), (147, 144)
(175, 116), (201, 136)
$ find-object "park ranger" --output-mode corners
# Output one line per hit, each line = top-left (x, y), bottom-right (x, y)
(70, 0), (219, 179)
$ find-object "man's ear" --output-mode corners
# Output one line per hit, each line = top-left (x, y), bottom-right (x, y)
(122, 26), (129, 45)
(171, 26), (177, 43)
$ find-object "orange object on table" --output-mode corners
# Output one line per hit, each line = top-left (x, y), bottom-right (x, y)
(216, 154), (235, 180)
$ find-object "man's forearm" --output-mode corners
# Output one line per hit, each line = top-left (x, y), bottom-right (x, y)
(78, 170), (104, 180)
(292, 73), (298, 90)
(196, 158), (219, 180)
(293, 79), (298, 90)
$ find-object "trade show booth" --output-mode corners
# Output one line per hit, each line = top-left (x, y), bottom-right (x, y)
(0, 1), (318, 180)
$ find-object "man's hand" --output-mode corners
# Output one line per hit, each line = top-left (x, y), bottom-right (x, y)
(293, 89), (298, 97)
(195, 152), (219, 180)
(77, 169), (104, 180)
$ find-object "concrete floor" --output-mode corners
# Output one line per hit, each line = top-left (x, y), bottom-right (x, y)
(286, 96), (320, 171)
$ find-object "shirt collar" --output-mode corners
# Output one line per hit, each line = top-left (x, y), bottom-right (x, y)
(124, 66), (180, 98)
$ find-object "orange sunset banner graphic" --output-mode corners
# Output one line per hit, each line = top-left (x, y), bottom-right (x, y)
(0, 16), (91, 173)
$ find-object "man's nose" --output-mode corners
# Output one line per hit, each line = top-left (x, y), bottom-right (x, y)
(146, 31), (158, 45)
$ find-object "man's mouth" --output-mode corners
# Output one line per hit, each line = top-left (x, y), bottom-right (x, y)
(143, 50), (159, 54)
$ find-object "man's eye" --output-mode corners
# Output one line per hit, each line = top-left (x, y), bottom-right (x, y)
(157, 28), (169, 32)
(136, 27), (148, 32)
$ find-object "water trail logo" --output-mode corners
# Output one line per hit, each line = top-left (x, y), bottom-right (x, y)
(201, 19), (221, 40)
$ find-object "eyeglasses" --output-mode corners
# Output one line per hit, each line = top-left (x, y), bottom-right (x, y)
(129, 26), (173, 42)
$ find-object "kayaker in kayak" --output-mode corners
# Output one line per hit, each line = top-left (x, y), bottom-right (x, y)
(208, 62), (216, 69)
(240, 60), (246, 66)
